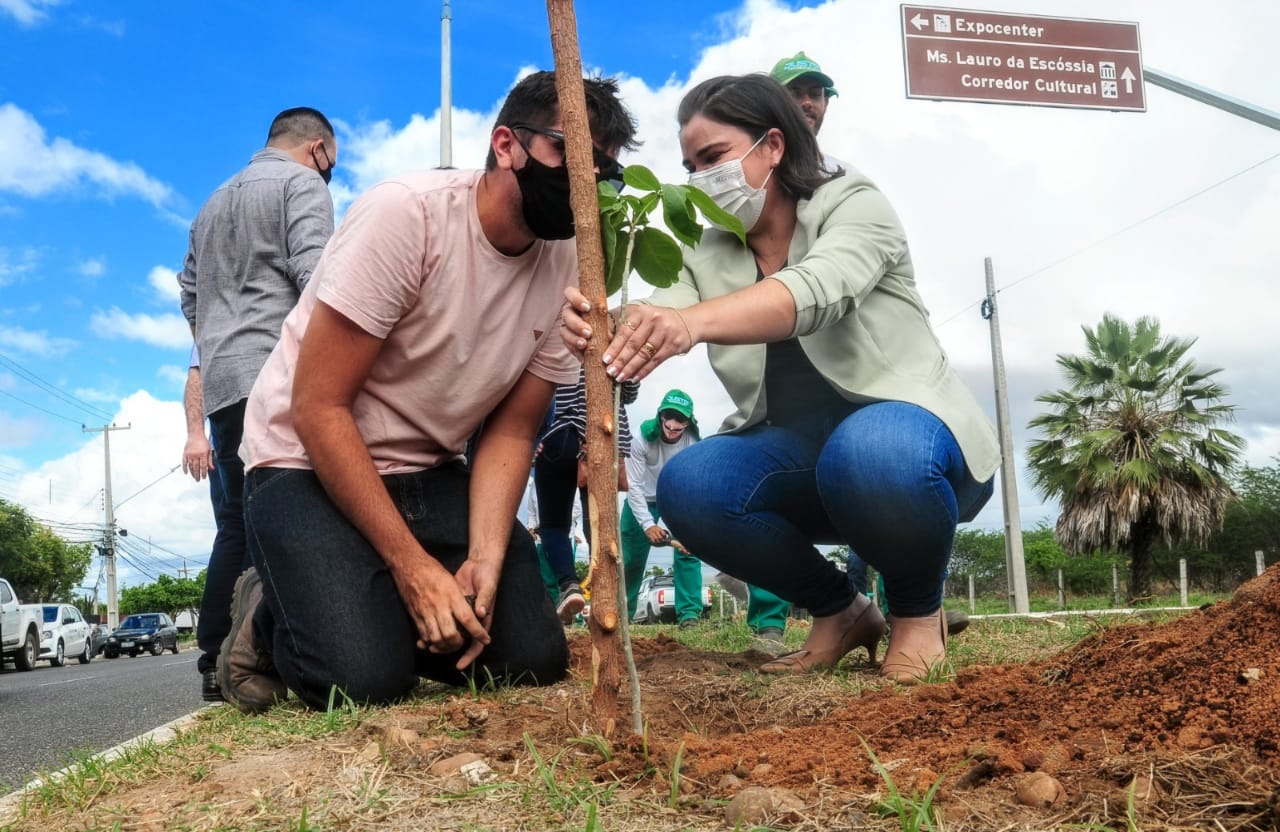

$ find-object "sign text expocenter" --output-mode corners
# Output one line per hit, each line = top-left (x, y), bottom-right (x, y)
(901, 5), (1145, 111)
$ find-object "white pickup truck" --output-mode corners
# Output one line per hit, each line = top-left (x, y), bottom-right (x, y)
(632, 574), (713, 624)
(1, 577), (42, 671)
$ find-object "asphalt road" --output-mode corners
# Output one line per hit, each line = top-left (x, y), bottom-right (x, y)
(0, 647), (207, 793)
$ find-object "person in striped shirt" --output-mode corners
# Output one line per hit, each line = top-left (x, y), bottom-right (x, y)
(534, 367), (639, 621)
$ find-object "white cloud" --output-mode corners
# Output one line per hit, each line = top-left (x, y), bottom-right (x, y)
(0, 246), (39, 287)
(77, 256), (106, 277)
(155, 364), (186, 387)
(147, 264), (180, 304)
(71, 385), (124, 406)
(0, 0), (59, 26)
(88, 308), (189, 349)
(0, 323), (75, 356)
(10, 391), (217, 586)
(0, 102), (173, 206)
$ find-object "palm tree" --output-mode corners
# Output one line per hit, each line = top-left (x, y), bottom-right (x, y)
(1027, 314), (1244, 602)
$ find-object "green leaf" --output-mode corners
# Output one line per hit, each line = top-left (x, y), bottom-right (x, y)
(605, 227), (631, 296)
(622, 164), (661, 193)
(684, 185), (747, 244)
(597, 180), (620, 205)
(638, 192), (661, 218)
(600, 216), (618, 283)
(631, 227), (683, 288)
(661, 184), (702, 248)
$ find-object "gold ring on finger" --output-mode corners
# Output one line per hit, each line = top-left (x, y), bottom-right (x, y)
(640, 341), (657, 358)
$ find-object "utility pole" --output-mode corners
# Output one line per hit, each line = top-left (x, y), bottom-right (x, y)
(981, 259), (1030, 614)
(440, 0), (453, 168)
(84, 423), (130, 629)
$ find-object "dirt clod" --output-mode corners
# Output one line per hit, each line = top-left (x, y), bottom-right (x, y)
(1015, 771), (1066, 807)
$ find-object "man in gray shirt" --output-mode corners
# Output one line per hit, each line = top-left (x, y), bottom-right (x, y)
(179, 107), (337, 701)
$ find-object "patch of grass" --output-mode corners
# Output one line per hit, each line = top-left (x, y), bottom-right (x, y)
(963, 591), (1227, 616)
(521, 732), (618, 823)
(861, 738), (945, 832)
(667, 741), (685, 809)
(947, 615), (1117, 667)
(566, 734), (612, 762)
(1064, 776), (1142, 832)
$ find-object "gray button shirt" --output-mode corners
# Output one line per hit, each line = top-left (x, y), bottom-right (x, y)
(178, 147), (334, 416)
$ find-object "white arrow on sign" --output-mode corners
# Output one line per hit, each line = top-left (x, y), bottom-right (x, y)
(1120, 66), (1136, 93)
(911, 13), (929, 30)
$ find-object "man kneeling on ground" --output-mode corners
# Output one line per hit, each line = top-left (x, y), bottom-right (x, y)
(219, 71), (638, 712)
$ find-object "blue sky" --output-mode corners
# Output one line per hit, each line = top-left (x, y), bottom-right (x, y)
(2, 0), (1278, 589)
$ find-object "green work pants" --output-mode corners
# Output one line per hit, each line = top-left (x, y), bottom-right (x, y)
(619, 501), (789, 630)
(535, 541), (560, 604)
(620, 501), (705, 623)
(744, 584), (789, 633)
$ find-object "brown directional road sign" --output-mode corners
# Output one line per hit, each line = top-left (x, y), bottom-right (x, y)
(901, 4), (1145, 112)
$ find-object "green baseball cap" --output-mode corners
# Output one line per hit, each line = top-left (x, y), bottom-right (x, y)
(658, 389), (695, 421)
(770, 51), (838, 97)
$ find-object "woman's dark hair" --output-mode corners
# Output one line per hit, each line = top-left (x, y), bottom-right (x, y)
(677, 74), (840, 199)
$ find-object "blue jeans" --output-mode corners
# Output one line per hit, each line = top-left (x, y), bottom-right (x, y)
(533, 427), (588, 589)
(197, 398), (248, 674)
(243, 463), (568, 708)
(657, 402), (993, 618)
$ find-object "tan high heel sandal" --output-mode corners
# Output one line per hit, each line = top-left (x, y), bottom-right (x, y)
(880, 608), (948, 684)
(760, 594), (886, 674)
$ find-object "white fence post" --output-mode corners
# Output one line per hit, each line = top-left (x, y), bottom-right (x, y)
(1258, 550), (1266, 577)
(1057, 568), (1065, 610)
(1179, 558), (1188, 607)
(968, 574), (976, 614)
(1112, 563), (1121, 607)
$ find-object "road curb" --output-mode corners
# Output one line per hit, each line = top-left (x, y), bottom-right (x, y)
(0, 704), (221, 822)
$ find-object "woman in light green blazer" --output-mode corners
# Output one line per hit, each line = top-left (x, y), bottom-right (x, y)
(560, 74), (998, 683)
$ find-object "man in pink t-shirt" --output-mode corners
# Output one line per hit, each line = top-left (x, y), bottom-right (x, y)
(217, 72), (639, 713)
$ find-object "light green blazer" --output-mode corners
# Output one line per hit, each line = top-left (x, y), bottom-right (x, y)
(645, 173), (1000, 482)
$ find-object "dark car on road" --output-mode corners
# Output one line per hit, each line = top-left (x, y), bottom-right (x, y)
(104, 613), (180, 658)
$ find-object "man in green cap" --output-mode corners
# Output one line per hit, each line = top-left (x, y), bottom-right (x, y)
(770, 51), (846, 173)
(622, 390), (790, 650)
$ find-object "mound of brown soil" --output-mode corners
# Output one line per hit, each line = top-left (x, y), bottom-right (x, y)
(553, 567), (1280, 827)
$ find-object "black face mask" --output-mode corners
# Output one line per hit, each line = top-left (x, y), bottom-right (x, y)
(513, 144), (575, 240)
(312, 147), (334, 186)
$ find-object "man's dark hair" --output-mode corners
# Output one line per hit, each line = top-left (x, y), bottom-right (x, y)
(266, 107), (335, 147)
(677, 74), (841, 200)
(485, 71), (639, 170)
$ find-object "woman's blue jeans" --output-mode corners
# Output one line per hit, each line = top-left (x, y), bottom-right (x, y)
(244, 462), (569, 709)
(656, 402), (992, 618)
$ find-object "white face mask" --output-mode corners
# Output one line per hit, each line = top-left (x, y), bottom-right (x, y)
(687, 133), (773, 233)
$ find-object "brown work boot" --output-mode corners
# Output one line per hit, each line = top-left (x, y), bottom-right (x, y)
(217, 567), (287, 713)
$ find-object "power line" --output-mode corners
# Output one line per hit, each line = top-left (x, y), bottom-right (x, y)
(0, 388), (82, 425)
(70, 488), (105, 520)
(113, 465), (180, 510)
(0, 352), (115, 422)
(934, 149), (1280, 329)
(115, 550), (158, 582)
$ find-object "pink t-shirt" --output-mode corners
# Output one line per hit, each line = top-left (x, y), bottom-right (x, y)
(242, 169), (580, 473)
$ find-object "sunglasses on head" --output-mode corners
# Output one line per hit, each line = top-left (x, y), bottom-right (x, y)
(510, 122), (624, 188)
